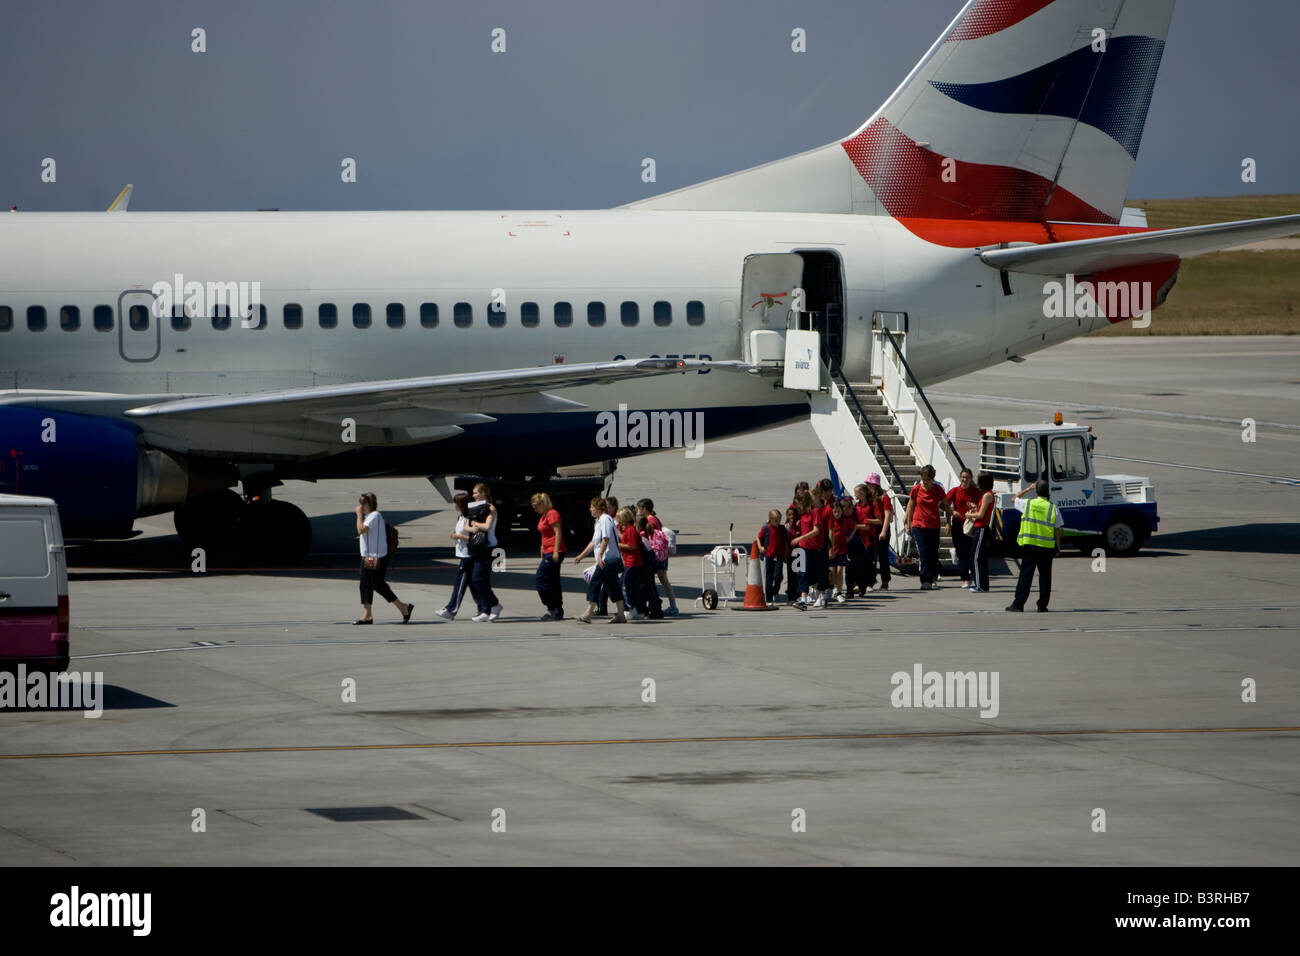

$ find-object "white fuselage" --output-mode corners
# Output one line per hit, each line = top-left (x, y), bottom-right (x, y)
(0, 209), (1083, 468)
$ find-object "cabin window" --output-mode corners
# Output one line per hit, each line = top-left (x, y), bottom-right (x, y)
(587, 301), (605, 327)
(620, 301), (638, 327)
(653, 301), (672, 327)
(28, 305), (47, 331)
(211, 305), (230, 330)
(387, 303), (405, 328)
(171, 305), (190, 331)
(93, 305), (113, 331)
(130, 305), (150, 331)
(686, 300), (705, 326)
(0, 306), (11, 332)
(60, 306), (80, 331)
(353, 303), (371, 329)
(284, 303), (303, 329)
(487, 300), (506, 328)
(420, 303), (438, 328)
(521, 302), (539, 328)
(554, 301), (572, 327)
(319, 303), (338, 329)
(454, 302), (472, 328)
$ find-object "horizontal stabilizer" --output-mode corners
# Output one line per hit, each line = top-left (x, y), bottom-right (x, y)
(979, 214), (1300, 276)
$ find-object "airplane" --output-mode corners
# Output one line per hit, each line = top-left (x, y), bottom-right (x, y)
(2, 0), (1298, 563)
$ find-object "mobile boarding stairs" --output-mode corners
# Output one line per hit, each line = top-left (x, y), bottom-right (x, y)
(752, 319), (966, 572)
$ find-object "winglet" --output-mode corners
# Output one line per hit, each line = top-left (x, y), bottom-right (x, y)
(107, 184), (133, 212)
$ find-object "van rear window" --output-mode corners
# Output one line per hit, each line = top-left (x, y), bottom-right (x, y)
(0, 518), (50, 577)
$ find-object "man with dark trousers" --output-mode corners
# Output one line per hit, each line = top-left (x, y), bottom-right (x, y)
(1007, 480), (1063, 612)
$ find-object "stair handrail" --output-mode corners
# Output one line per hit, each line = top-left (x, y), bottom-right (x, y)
(879, 328), (968, 473)
(834, 368), (907, 495)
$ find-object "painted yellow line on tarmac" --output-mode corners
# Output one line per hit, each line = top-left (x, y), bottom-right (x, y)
(2, 726), (1297, 761)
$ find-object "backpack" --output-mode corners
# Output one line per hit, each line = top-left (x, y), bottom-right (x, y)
(663, 527), (678, 556)
(647, 529), (670, 563)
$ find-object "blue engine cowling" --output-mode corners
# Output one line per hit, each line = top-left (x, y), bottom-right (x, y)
(0, 407), (141, 538)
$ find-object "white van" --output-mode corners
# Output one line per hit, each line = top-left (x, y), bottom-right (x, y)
(0, 494), (70, 671)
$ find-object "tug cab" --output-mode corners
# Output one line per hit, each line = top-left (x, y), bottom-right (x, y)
(979, 417), (1158, 556)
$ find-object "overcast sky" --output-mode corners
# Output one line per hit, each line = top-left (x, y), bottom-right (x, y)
(3, 0), (1297, 212)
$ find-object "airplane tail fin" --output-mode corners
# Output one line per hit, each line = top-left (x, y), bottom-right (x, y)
(628, 0), (1176, 225)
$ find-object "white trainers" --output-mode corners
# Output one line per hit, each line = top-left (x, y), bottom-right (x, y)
(489, 604), (502, 621)
(813, 595), (826, 608)
(627, 609), (643, 621)
(835, 591), (846, 604)
(471, 612), (490, 623)
(435, 608), (454, 621)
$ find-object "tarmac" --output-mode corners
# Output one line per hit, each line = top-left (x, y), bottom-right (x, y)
(2, 336), (1297, 865)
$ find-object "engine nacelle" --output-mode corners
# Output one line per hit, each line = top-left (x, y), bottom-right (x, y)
(0, 407), (234, 539)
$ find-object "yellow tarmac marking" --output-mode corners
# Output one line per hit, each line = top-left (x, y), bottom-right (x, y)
(2, 726), (1297, 761)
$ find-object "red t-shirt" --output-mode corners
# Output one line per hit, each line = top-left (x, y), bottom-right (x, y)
(817, 505), (833, 547)
(538, 508), (564, 554)
(758, 523), (787, 558)
(856, 503), (876, 544)
(875, 495), (891, 538)
(947, 484), (980, 520)
(972, 492), (993, 529)
(831, 514), (855, 556)
(619, 524), (644, 567)
(909, 482), (945, 530)
(645, 514), (662, 533)
(798, 511), (821, 549)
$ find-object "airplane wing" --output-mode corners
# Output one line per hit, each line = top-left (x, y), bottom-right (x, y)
(979, 213), (1300, 276)
(108, 357), (752, 457)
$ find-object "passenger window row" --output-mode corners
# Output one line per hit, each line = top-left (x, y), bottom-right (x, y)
(0, 299), (707, 332)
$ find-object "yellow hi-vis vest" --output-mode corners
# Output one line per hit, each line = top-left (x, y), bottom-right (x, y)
(1017, 497), (1059, 549)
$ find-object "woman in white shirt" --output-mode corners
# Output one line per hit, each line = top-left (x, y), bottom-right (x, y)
(436, 493), (473, 621)
(464, 482), (503, 622)
(572, 496), (627, 624)
(354, 492), (414, 625)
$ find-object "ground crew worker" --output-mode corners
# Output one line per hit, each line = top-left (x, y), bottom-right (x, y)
(1007, 480), (1063, 612)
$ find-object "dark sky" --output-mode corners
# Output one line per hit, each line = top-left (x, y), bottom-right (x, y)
(4, 0), (1297, 212)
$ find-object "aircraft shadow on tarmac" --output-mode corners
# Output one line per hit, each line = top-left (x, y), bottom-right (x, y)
(1149, 524), (1300, 556)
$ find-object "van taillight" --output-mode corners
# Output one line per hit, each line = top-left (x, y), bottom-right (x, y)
(57, 594), (69, 633)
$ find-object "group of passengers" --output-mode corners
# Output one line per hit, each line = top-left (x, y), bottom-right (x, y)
(352, 487), (678, 625)
(351, 464), (1006, 625)
(755, 467), (998, 610)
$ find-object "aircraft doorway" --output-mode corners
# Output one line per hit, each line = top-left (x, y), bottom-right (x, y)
(738, 251), (845, 372)
(795, 251), (845, 376)
(117, 289), (160, 362)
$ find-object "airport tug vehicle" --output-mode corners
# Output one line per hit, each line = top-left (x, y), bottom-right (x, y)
(978, 416), (1158, 557)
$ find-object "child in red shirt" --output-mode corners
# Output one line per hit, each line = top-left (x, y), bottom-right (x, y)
(783, 506), (801, 603)
(755, 509), (789, 606)
(616, 507), (648, 619)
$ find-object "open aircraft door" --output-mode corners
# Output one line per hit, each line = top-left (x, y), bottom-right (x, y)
(739, 253), (804, 366)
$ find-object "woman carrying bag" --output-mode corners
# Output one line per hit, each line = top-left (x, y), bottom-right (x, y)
(354, 492), (414, 625)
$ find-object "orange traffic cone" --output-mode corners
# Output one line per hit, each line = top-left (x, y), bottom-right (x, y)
(734, 542), (776, 611)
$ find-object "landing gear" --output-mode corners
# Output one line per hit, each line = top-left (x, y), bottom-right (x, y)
(174, 489), (245, 555)
(237, 499), (313, 566)
(174, 490), (312, 565)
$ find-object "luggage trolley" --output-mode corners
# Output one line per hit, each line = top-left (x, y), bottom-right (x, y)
(695, 523), (746, 610)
